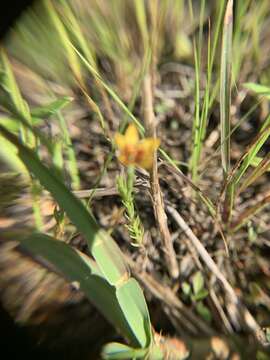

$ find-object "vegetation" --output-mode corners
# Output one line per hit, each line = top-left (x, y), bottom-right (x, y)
(0, 0), (270, 359)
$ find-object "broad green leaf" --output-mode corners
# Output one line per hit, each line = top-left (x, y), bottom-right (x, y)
(192, 271), (204, 295)
(0, 125), (128, 286)
(0, 125), (153, 348)
(30, 96), (72, 118)
(116, 278), (152, 348)
(20, 233), (140, 346)
(102, 342), (147, 360)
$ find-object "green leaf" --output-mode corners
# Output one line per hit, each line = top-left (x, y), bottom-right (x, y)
(0, 125), (128, 286)
(30, 96), (73, 118)
(181, 282), (191, 296)
(196, 301), (212, 322)
(0, 48), (29, 119)
(192, 271), (204, 295)
(0, 117), (20, 133)
(0, 126), (152, 348)
(250, 156), (263, 167)
(256, 351), (270, 360)
(116, 278), (152, 348)
(191, 289), (209, 301)
(266, 328), (270, 343)
(244, 82), (270, 98)
(19, 233), (140, 346)
(0, 135), (27, 172)
(102, 342), (147, 360)
(232, 117), (270, 187)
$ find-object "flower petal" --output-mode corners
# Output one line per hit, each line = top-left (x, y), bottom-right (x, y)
(125, 123), (139, 145)
(114, 133), (126, 151)
(118, 153), (131, 166)
(136, 138), (160, 170)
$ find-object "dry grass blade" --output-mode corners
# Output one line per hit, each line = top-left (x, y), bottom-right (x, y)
(238, 152), (270, 194)
(230, 190), (270, 232)
(220, 118), (270, 223)
(166, 206), (235, 299)
(142, 74), (179, 279)
(231, 120), (270, 188)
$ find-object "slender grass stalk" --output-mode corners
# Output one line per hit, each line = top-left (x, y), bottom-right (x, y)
(189, 0), (226, 182)
(44, 0), (83, 83)
(220, 0), (233, 177)
(56, 110), (80, 190)
(220, 0), (233, 223)
(0, 49), (43, 229)
(188, 0), (201, 182)
(238, 153), (270, 194)
(230, 190), (270, 232)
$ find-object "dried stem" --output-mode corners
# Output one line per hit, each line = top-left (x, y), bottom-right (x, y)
(142, 74), (179, 278)
(166, 205), (267, 346)
(125, 255), (212, 336)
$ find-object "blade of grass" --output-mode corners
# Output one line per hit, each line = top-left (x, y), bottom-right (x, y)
(238, 152), (270, 194)
(220, 117), (270, 221)
(189, 0), (226, 182)
(230, 190), (270, 232)
(0, 48), (30, 120)
(220, 0), (233, 177)
(133, 0), (149, 51)
(230, 117), (270, 187)
(30, 96), (72, 118)
(55, 109), (80, 190)
(71, 43), (144, 134)
(188, 0), (202, 182)
(220, 0), (234, 222)
(43, 0), (83, 83)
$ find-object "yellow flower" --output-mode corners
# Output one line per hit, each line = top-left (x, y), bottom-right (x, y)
(114, 123), (160, 170)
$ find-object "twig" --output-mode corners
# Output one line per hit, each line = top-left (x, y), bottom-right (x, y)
(142, 74), (179, 278)
(125, 255), (212, 336)
(166, 205), (268, 346)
